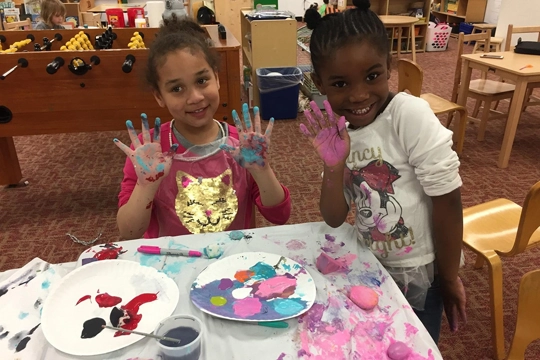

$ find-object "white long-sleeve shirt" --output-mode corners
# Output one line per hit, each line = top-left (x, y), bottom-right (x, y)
(343, 92), (462, 267)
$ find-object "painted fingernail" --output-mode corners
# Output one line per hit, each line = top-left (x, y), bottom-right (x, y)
(126, 120), (133, 127)
(171, 144), (179, 152)
(155, 117), (161, 126)
(113, 138), (119, 142)
(254, 106), (259, 113)
(141, 113), (147, 119)
(232, 109), (238, 118)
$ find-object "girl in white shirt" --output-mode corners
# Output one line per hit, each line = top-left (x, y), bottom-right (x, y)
(300, 0), (467, 345)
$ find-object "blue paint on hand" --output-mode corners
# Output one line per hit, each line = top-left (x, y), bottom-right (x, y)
(220, 144), (235, 152)
(156, 163), (165, 172)
(126, 120), (134, 129)
(242, 103), (251, 129)
(135, 155), (151, 172)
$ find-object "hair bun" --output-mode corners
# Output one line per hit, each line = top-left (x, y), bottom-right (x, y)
(352, 0), (371, 11)
(304, 7), (322, 30)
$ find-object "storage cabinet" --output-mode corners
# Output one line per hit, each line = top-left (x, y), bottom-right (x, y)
(240, 9), (297, 106)
(431, 0), (488, 24)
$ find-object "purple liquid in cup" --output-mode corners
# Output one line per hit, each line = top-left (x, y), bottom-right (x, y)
(155, 315), (203, 360)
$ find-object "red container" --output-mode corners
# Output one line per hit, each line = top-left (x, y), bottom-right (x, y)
(127, 7), (145, 27)
(106, 8), (125, 28)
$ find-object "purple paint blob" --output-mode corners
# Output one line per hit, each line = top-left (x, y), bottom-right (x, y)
(277, 353), (286, 360)
(286, 239), (307, 251)
(324, 234), (336, 242)
(218, 278), (234, 290)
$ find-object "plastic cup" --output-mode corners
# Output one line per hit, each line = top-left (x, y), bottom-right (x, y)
(154, 314), (203, 360)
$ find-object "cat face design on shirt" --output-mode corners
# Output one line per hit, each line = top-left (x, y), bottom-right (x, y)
(175, 169), (238, 233)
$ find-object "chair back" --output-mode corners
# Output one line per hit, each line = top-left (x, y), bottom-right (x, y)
(509, 180), (540, 255)
(506, 269), (540, 360)
(397, 59), (423, 97)
(451, 32), (492, 102)
(3, 19), (31, 31)
(505, 24), (540, 51)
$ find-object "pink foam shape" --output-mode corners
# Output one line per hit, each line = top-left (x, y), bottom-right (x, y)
(316, 252), (345, 275)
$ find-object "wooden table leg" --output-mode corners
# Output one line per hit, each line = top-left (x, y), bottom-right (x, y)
(497, 78), (528, 168)
(397, 26), (402, 59)
(455, 59), (473, 144)
(410, 24), (416, 62)
(0, 137), (23, 186)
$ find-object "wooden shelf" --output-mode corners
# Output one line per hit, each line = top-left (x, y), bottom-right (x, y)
(431, 0), (488, 24)
(432, 10), (466, 19)
(241, 9), (297, 107)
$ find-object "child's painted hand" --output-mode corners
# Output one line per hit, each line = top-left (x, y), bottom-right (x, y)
(300, 100), (350, 168)
(221, 104), (274, 170)
(441, 276), (467, 332)
(114, 113), (178, 187)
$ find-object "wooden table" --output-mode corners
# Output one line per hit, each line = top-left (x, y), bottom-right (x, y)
(0, 25), (241, 186)
(457, 51), (540, 168)
(379, 15), (418, 62)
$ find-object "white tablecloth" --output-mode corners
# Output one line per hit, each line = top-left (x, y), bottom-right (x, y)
(0, 222), (442, 360)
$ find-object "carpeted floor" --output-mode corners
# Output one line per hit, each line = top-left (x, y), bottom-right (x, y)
(1, 36), (540, 359)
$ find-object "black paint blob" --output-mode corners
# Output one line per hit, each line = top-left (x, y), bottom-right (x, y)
(81, 318), (106, 339)
(110, 307), (124, 327)
(15, 337), (30, 353)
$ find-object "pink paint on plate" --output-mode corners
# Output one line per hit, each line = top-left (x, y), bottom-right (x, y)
(253, 275), (297, 300)
(233, 297), (262, 318)
(286, 239), (307, 251)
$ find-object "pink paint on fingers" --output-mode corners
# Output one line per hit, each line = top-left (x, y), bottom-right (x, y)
(299, 124), (312, 137)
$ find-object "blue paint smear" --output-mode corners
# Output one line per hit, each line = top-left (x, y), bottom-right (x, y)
(162, 261), (183, 276)
(239, 147), (262, 163)
(272, 298), (307, 316)
(41, 279), (50, 289)
(282, 264), (291, 272)
(18, 312), (29, 320)
(156, 163), (165, 172)
(249, 262), (276, 281)
(135, 155), (151, 172)
(138, 254), (161, 268)
(229, 230), (244, 240)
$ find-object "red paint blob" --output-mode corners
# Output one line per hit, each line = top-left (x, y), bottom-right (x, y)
(76, 295), (91, 305)
(145, 171), (165, 183)
(93, 244), (126, 260)
(114, 293), (158, 337)
(95, 293), (123, 308)
(145, 201), (153, 209)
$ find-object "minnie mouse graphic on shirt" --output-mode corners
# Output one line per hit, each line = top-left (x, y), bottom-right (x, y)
(349, 160), (413, 258)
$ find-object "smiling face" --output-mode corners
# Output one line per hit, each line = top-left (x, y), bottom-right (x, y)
(313, 40), (391, 129)
(153, 48), (220, 131)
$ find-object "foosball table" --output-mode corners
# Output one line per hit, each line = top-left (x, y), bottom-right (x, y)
(0, 25), (241, 186)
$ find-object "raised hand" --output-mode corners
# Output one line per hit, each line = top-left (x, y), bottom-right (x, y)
(114, 113), (178, 187)
(220, 103), (273, 170)
(300, 100), (350, 168)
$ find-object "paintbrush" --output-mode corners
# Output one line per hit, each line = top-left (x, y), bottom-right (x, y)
(101, 325), (181, 343)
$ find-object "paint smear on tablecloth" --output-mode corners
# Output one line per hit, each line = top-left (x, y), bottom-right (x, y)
(293, 293), (435, 359)
(321, 234), (346, 254)
(286, 239), (307, 251)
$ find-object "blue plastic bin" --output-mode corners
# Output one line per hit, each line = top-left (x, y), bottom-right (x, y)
(256, 67), (303, 120)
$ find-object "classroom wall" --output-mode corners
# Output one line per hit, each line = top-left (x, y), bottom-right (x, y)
(484, 0), (501, 24)
(495, 0), (540, 49)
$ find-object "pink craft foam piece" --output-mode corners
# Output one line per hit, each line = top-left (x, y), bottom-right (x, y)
(316, 252), (344, 275)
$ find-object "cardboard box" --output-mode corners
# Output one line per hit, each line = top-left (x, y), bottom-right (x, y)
(81, 11), (100, 27)
(61, 0), (95, 27)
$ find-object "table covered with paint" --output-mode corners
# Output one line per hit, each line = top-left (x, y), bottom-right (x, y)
(0, 222), (442, 359)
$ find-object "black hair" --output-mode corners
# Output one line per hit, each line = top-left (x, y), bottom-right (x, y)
(304, 0), (389, 75)
(146, 14), (220, 91)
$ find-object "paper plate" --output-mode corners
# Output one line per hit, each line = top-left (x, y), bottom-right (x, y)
(41, 260), (179, 356)
(190, 252), (316, 322)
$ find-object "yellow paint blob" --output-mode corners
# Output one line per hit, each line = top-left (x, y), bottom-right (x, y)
(210, 296), (227, 306)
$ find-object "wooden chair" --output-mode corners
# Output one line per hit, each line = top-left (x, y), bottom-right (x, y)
(463, 180), (540, 360)
(470, 23), (503, 53)
(505, 24), (540, 112)
(506, 269), (540, 360)
(2, 19), (31, 31)
(397, 58), (467, 155)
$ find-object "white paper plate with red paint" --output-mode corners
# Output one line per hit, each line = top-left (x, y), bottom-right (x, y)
(41, 260), (179, 356)
(190, 252), (316, 321)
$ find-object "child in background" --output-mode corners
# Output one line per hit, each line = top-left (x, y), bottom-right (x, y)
(300, 0), (466, 344)
(35, 0), (65, 30)
(318, 0), (329, 16)
(114, 16), (291, 239)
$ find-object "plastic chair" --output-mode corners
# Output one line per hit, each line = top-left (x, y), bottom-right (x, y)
(506, 269), (540, 360)
(463, 180), (540, 360)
